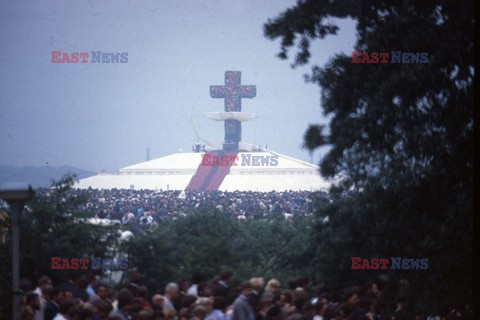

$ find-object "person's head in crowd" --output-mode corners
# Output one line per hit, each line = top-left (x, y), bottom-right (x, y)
(219, 270), (234, 284)
(163, 308), (177, 320)
(73, 297), (85, 308)
(365, 282), (379, 296)
(258, 296), (273, 314)
(294, 286), (308, 299)
(21, 291), (39, 319)
(64, 289), (75, 302)
(317, 293), (330, 307)
(45, 287), (64, 304)
(197, 281), (212, 297)
(117, 288), (134, 312)
(280, 290), (293, 307)
(178, 279), (190, 293)
(152, 294), (164, 309)
(212, 296), (226, 312)
(96, 283), (109, 301)
(296, 277), (310, 291)
(357, 298), (373, 315)
(293, 297), (306, 314)
(195, 297), (213, 314)
(333, 308), (344, 320)
(138, 285), (149, 300)
(340, 302), (354, 319)
(93, 299), (113, 320)
(38, 275), (53, 294)
(71, 306), (95, 320)
(345, 289), (360, 306)
(152, 309), (165, 320)
(250, 277), (265, 293)
(265, 279), (281, 294)
(178, 307), (190, 320)
(239, 281), (253, 298)
(130, 272), (142, 285)
(181, 294), (198, 309)
(136, 309), (153, 320)
(20, 310), (34, 320)
(25, 291), (40, 310)
(226, 287), (240, 307)
(313, 300), (328, 317)
(129, 297), (145, 314)
(191, 305), (208, 320)
(165, 282), (179, 300)
(265, 305), (281, 320)
(58, 300), (74, 317)
(288, 279), (297, 291)
(87, 272), (97, 286)
(77, 275), (89, 290)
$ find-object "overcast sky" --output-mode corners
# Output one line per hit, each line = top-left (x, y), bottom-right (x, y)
(0, 0), (355, 173)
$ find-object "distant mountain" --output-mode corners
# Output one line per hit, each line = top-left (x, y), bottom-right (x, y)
(0, 165), (96, 188)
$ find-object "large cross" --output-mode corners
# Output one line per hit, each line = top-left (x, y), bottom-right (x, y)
(210, 71), (256, 150)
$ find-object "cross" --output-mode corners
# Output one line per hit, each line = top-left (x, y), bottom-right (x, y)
(210, 71), (256, 150)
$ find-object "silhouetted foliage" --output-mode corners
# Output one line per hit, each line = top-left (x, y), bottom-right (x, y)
(0, 175), (120, 319)
(265, 0), (473, 314)
(123, 209), (312, 291)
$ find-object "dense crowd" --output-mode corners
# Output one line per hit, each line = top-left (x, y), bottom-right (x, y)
(37, 189), (329, 223)
(20, 270), (466, 320)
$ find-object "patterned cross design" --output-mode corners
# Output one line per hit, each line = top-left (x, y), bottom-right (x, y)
(210, 71), (256, 112)
(210, 71), (256, 150)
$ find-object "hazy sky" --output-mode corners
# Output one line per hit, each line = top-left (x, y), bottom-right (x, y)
(0, 0), (355, 173)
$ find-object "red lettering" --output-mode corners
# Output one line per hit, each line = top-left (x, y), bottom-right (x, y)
(220, 156), (229, 166)
(51, 257), (62, 269)
(51, 51), (61, 63)
(379, 53), (389, 63)
(361, 258), (371, 269)
(79, 52), (89, 63)
(212, 156), (221, 166)
(61, 258), (71, 269)
(370, 53), (379, 63)
(351, 51), (362, 63)
(230, 156), (238, 166)
(361, 53), (371, 63)
(61, 53), (71, 63)
(370, 258), (379, 269)
(79, 258), (89, 269)
(379, 258), (389, 269)
(70, 258), (79, 269)
(201, 154), (212, 166)
(71, 52), (79, 63)
(351, 257), (362, 269)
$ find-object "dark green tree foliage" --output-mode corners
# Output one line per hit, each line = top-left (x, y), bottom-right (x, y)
(0, 175), (119, 318)
(123, 210), (312, 291)
(265, 0), (473, 313)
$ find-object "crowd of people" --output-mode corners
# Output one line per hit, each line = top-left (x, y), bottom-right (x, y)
(37, 188), (329, 224)
(20, 270), (464, 320)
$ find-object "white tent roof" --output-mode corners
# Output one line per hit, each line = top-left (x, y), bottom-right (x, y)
(75, 151), (330, 191)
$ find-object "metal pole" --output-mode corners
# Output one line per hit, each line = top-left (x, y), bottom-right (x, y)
(10, 202), (23, 320)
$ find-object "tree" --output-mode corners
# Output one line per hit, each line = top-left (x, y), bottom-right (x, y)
(123, 209), (314, 293)
(265, 0), (473, 314)
(0, 175), (120, 319)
